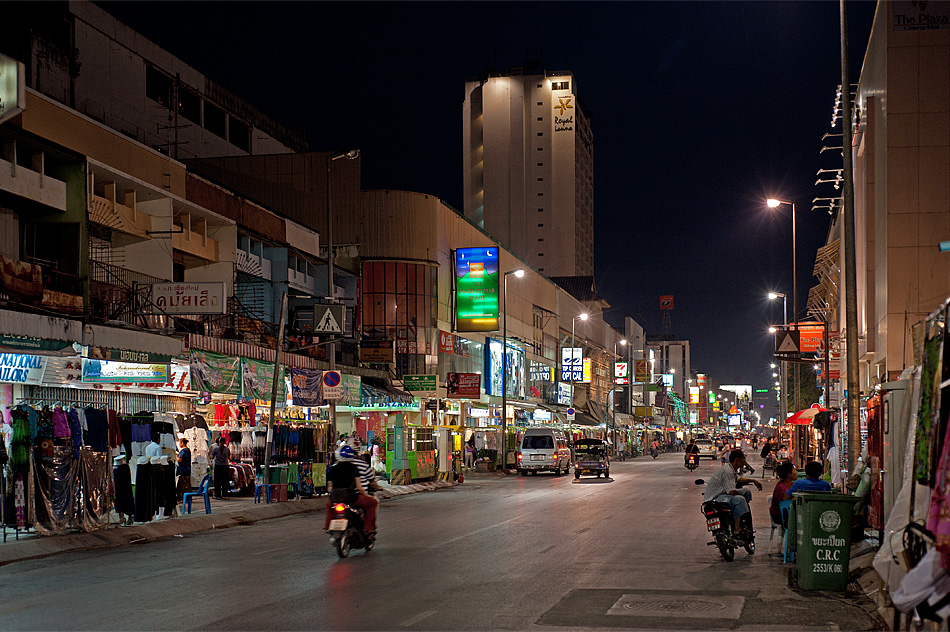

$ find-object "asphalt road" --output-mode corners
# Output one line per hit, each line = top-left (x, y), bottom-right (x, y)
(0, 448), (883, 631)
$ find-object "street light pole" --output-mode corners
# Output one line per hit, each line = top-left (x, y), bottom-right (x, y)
(768, 292), (789, 422)
(325, 149), (359, 442)
(501, 269), (524, 470)
(570, 313), (588, 413)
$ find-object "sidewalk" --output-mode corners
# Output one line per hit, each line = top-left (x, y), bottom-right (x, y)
(0, 478), (454, 567)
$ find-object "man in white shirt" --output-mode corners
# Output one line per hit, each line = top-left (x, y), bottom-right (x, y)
(704, 450), (762, 534)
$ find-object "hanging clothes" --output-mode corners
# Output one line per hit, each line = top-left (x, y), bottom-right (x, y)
(113, 461), (135, 516)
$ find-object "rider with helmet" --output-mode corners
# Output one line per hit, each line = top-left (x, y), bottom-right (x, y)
(325, 444), (379, 537)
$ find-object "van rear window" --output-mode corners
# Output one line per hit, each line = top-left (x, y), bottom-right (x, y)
(523, 436), (554, 449)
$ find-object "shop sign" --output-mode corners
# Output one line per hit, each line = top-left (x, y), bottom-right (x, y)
(0, 334), (74, 354)
(242, 357), (286, 402)
(454, 247), (499, 332)
(290, 368), (323, 407)
(533, 408), (552, 421)
(797, 322), (826, 354)
(557, 381), (572, 405)
(82, 359), (169, 383)
(561, 347), (582, 382)
(147, 282), (226, 315)
(438, 330), (455, 354)
(447, 372), (481, 399)
(613, 361), (629, 385)
(529, 361), (554, 382)
(468, 406), (490, 417)
(360, 339), (394, 364)
(0, 353), (47, 384)
(0, 53), (26, 125)
(84, 345), (171, 365)
(689, 386), (700, 404)
(892, 1), (950, 31)
(634, 406), (653, 417)
(633, 359), (650, 383)
(341, 374), (362, 407)
(190, 350), (241, 395)
(582, 358), (592, 383)
(404, 374), (437, 393)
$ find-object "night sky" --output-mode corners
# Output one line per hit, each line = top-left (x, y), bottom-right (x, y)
(99, 1), (878, 405)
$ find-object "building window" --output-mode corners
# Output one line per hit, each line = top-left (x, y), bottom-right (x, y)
(539, 268), (544, 271)
(537, 192), (543, 196)
(537, 177), (543, 182)
(538, 208), (543, 212)
(537, 132), (543, 136)
(537, 147), (543, 151)
(229, 118), (250, 152)
(551, 81), (570, 91)
(538, 224), (543, 227)
(537, 163), (543, 167)
(177, 89), (201, 125)
(204, 103), (226, 138)
(537, 117), (543, 121)
(145, 66), (173, 109)
(538, 238), (544, 242)
(537, 101), (543, 106)
(538, 253), (544, 257)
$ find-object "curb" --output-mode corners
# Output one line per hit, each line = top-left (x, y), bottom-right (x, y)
(0, 479), (454, 567)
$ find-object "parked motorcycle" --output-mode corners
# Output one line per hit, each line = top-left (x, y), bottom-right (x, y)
(327, 496), (375, 558)
(685, 452), (699, 471)
(695, 478), (755, 562)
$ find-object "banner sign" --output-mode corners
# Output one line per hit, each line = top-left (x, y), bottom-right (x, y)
(241, 357), (286, 402)
(797, 322), (826, 354)
(84, 346), (171, 365)
(404, 374), (437, 393)
(446, 372), (481, 399)
(613, 361), (629, 385)
(147, 282), (226, 315)
(0, 353), (47, 384)
(438, 330), (455, 354)
(0, 53), (26, 125)
(360, 339), (394, 364)
(341, 374), (362, 406)
(82, 359), (168, 384)
(582, 358), (592, 383)
(557, 382), (572, 405)
(485, 338), (526, 398)
(689, 386), (700, 404)
(190, 350), (241, 395)
(454, 247), (499, 332)
(633, 359), (650, 383)
(290, 367), (323, 407)
(561, 347), (582, 382)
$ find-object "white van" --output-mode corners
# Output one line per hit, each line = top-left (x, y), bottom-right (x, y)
(517, 428), (572, 476)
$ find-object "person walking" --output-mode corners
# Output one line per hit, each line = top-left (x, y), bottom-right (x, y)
(176, 438), (192, 501)
(210, 437), (231, 500)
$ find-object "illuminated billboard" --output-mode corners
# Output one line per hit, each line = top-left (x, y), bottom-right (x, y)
(454, 247), (499, 332)
(689, 386), (700, 404)
(485, 337), (525, 398)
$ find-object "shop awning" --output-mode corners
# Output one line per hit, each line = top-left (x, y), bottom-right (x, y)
(84, 323), (183, 360)
(361, 378), (416, 405)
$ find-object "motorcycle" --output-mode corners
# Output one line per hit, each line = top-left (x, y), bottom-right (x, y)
(695, 478), (755, 562)
(327, 494), (376, 558)
(685, 452), (699, 471)
(650, 446), (658, 459)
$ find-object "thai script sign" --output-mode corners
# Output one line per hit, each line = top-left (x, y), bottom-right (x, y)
(148, 282), (226, 315)
(446, 372), (480, 399)
(82, 359), (169, 384)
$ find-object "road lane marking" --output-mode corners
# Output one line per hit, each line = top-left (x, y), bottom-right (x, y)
(253, 547), (288, 556)
(400, 610), (436, 627)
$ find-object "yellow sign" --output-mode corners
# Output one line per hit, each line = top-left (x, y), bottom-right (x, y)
(554, 96), (573, 115)
(582, 357), (592, 383)
(634, 359), (649, 383)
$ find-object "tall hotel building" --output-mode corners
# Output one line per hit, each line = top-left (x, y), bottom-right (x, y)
(462, 71), (594, 278)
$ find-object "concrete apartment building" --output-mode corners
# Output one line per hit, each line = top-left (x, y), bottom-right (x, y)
(808, 0), (950, 393)
(462, 70), (594, 278)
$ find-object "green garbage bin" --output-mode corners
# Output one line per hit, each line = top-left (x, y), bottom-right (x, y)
(792, 492), (854, 590)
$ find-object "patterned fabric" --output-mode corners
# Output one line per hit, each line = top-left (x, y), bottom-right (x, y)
(916, 334), (943, 485)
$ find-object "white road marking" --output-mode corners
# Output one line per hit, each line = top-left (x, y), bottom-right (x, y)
(253, 547), (288, 556)
(400, 610), (436, 627)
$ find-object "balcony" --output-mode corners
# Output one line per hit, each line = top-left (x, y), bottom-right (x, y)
(0, 256), (83, 315)
(0, 144), (67, 212)
(89, 191), (152, 239)
(89, 259), (168, 327)
(172, 213), (219, 262)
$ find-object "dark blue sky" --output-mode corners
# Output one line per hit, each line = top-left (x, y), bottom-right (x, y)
(101, 1), (877, 400)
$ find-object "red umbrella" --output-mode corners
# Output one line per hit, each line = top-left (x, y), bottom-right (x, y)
(785, 404), (827, 425)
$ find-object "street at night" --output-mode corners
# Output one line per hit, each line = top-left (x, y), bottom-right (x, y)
(0, 451), (881, 631)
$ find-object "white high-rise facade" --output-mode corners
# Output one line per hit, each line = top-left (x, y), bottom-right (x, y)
(462, 71), (594, 277)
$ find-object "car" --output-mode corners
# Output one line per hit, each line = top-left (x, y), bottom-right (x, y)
(695, 439), (718, 460)
(573, 438), (609, 478)
(517, 428), (572, 475)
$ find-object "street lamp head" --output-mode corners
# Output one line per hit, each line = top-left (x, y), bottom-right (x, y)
(766, 198), (783, 208)
(620, 339), (627, 345)
(330, 149), (361, 161)
(514, 269), (525, 278)
(769, 326), (777, 333)
(579, 313), (589, 321)
(767, 292), (779, 300)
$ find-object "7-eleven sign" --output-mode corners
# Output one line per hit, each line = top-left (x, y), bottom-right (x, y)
(613, 361), (629, 385)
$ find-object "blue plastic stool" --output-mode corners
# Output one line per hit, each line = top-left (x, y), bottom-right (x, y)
(183, 475), (212, 514)
(779, 499), (795, 562)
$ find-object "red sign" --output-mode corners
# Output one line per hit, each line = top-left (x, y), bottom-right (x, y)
(797, 322), (826, 354)
(439, 330), (455, 354)
(660, 295), (674, 310)
(446, 372), (481, 399)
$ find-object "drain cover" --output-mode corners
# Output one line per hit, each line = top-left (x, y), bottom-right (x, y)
(606, 594), (745, 619)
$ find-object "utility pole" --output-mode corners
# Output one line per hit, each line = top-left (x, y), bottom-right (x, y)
(840, 0), (862, 472)
(264, 291), (289, 485)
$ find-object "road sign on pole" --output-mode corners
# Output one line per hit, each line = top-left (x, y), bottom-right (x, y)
(322, 370), (343, 399)
(313, 304), (345, 333)
(567, 407), (576, 421)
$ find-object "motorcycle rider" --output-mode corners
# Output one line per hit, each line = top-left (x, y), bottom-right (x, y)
(703, 449), (762, 536)
(325, 445), (378, 538)
(684, 438), (700, 466)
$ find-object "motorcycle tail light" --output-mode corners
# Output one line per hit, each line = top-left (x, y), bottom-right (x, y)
(333, 503), (346, 513)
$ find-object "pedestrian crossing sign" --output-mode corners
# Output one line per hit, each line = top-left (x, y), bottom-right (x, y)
(313, 304), (345, 333)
